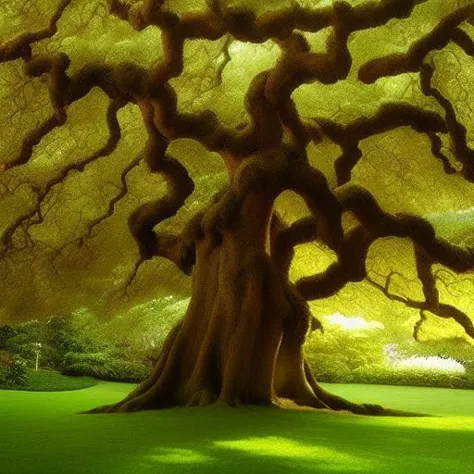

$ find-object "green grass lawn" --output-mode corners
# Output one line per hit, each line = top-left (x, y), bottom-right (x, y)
(0, 382), (473, 474)
(0, 370), (97, 392)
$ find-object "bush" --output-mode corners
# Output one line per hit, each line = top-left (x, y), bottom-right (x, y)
(0, 364), (7, 385)
(304, 328), (386, 383)
(349, 364), (474, 389)
(63, 352), (109, 367)
(1, 319), (69, 371)
(62, 352), (151, 383)
(0, 326), (19, 349)
(0, 310), (158, 383)
(308, 358), (352, 383)
(0, 352), (29, 387)
(398, 338), (474, 364)
(99, 360), (151, 383)
(8, 357), (29, 386)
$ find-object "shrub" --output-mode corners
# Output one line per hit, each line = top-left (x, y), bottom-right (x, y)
(7, 356), (29, 386)
(63, 352), (109, 367)
(0, 364), (8, 385)
(62, 352), (151, 383)
(0, 350), (14, 385)
(99, 360), (151, 383)
(307, 357), (352, 383)
(349, 364), (474, 389)
(0, 352), (29, 387)
(0, 326), (19, 350)
(304, 328), (386, 383)
(398, 338), (474, 364)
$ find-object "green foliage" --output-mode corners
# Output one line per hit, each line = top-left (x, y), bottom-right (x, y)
(63, 352), (150, 383)
(0, 325), (17, 347)
(0, 302), (174, 383)
(305, 329), (474, 389)
(304, 328), (386, 382)
(0, 319), (75, 370)
(2, 299), (474, 389)
(427, 210), (474, 247)
(63, 352), (109, 367)
(48, 312), (110, 355)
(349, 364), (474, 389)
(0, 352), (28, 387)
(398, 338), (474, 364)
(307, 356), (474, 389)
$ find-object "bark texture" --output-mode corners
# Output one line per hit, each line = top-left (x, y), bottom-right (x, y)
(88, 188), (386, 414)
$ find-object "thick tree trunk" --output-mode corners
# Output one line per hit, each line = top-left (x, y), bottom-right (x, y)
(87, 191), (388, 415)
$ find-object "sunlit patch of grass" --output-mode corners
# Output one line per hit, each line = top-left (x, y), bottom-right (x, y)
(147, 448), (212, 464)
(367, 415), (474, 432)
(1, 382), (473, 474)
(214, 437), (377, 471)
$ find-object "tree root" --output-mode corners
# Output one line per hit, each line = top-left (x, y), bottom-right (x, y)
(81, 228), (424, 417)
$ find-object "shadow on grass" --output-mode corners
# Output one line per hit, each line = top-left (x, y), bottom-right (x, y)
(1, 383), (473, 474)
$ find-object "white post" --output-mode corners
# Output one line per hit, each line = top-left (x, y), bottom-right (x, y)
(34, 343), (42, 371)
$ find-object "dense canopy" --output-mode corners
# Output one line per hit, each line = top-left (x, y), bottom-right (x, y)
(1, 0), (474, 353)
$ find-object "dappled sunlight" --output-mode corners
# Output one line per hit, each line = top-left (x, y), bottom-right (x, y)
(147, 448), (212, 464)
(394, 356), (465, 373)
(369, 415), (474, 433)
(2, 382), (474, 473)
(214, 436), (378, 471)
(327, 313), (385, 331)
(384, 344), (466, 373)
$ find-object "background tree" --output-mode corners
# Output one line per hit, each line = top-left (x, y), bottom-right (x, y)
(1, 0), (474, 412)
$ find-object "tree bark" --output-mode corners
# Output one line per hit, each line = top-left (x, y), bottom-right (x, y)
(87, 190), (388, 415)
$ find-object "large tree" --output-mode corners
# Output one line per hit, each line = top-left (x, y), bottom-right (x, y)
(1, 0), (474, 413)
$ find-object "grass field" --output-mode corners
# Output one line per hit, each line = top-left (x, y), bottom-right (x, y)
(0, 382), (473, 474)
(0, 370), (97, 392)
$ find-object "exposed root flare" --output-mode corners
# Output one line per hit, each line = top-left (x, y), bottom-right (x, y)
(85, 190), (394, 417)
